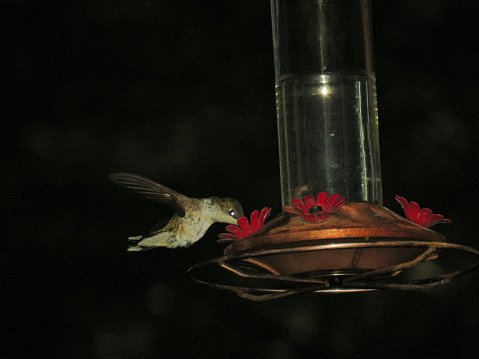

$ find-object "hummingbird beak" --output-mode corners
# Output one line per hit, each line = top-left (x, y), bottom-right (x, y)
(226, 217), (240, 225)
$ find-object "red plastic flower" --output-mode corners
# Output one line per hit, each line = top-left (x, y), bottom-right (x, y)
(395, 195), (451, 228)
(218, 207), (272, 241)
(284, 192), (345, 223)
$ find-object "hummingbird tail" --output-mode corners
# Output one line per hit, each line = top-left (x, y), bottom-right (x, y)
(126, 233), (173, 250)
(127, 245), (155, 251)
(126, 236), (147, 251)
(126, 235), (150, 251)
(128, 236), (143, 243)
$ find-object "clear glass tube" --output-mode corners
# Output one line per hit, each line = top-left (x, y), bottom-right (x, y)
(271, 0), (382, 207)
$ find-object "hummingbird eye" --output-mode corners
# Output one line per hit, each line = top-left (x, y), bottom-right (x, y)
(229, 209), (236, 217)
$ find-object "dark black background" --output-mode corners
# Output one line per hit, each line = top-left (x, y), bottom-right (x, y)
(2, 1), (479, 358)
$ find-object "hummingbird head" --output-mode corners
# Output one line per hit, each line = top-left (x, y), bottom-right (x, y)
(210, 197), (244, 225)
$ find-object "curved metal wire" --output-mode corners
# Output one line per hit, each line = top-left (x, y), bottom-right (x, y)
(188, 241), (479, 301)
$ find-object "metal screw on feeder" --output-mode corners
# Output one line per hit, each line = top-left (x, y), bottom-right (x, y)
(188, 0), (479, 300)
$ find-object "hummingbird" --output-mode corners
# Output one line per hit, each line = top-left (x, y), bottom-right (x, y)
(109, 173), (244, 251)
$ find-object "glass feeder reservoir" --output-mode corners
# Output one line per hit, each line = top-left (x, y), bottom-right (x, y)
(189, 0), (479, 300)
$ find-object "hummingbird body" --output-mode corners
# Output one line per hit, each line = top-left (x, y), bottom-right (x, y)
(110, 173), (243, 251)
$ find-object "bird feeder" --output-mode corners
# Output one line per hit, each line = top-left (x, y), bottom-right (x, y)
(188, 0), (479, 300)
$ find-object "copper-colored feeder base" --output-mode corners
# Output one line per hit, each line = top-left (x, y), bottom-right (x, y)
(225, 203), (444, 276)
(189, 204), (479, 300)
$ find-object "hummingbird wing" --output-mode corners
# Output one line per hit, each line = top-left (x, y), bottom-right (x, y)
(109, 173), (187, 217)
(148, 216), (173, 233)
